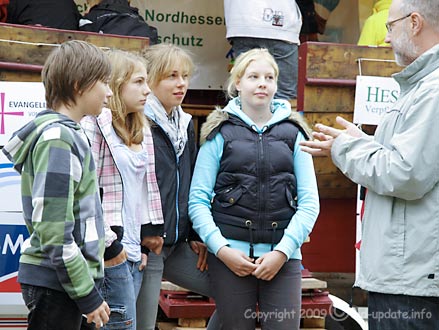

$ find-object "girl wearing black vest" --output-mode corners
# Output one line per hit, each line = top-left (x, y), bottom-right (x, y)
(189, 49), (320, 330)
(136, 44), (219, 330)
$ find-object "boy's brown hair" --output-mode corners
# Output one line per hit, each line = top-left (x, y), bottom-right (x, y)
(42, 40), (111, 110)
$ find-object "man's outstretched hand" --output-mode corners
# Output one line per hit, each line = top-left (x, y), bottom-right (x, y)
(299, 116), (361, 156)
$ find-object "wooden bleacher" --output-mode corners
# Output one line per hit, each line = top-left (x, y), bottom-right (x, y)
(0, 22), (150, 82)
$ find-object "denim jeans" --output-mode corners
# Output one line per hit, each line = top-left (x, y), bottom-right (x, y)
(21, 284), (88, 330)
(368, 291), (439, 330)
(207, 255), (302, 330)
(230, 37), (299, 100)
(136, 242), (220, 330)
(100, 260), (143, 330)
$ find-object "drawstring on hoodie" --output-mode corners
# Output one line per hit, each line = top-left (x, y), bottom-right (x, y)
(245, 220), (254, 259)
(270, 221), (278, 251)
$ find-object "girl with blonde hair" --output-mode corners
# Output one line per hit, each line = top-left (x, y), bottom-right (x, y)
(136, 43), (219, 330)
(189, 48), (319, 329)
(81, 49), (164, 329)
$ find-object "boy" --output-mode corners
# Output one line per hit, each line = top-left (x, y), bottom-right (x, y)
(2, 40), (112, 329)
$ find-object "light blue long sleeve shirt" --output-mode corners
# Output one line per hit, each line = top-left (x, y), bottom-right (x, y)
(189, 99), (319, 260)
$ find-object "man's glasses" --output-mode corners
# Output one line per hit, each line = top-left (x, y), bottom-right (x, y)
(385, 13), (412, 33)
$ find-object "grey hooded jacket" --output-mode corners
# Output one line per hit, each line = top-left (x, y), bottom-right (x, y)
(332, 44), (439, 296)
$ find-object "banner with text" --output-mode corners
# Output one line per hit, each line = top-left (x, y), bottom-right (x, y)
(76, 0), (230, 90)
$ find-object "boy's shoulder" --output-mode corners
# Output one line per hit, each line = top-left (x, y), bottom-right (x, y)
(35, 119), (81, 144)
(31, 119), (89, 162)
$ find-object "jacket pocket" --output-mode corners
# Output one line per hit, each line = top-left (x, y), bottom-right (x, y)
(215, 186), (243, 207)
(285, 182), (298, 211)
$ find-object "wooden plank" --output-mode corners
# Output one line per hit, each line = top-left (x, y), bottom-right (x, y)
(0, 70), (40, 82)
(161, 281), (190, 292)
(302, 86), (355, 113)
(0, 22), (149, 51)
(302, 316), (325, 328)
(302, 278), (327, 290)
(0, 22), (150, 82)
(316, 175), (355, 194)
(157, 322), (178, 330)
(182, 104), (215, 117)
(301, 42), (399, 80)
(0, 43), (51, 66)
(178, 318), (207, 328)
(313, 157), (341, 175)
(303, 113), (354, 128)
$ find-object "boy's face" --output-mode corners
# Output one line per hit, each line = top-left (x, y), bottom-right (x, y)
(76, 80), (113, 118)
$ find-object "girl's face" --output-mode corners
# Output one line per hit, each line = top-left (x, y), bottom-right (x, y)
(121, 64), (150, 114)
(152, 61), (190, 114)
(235, 58), (277, 112)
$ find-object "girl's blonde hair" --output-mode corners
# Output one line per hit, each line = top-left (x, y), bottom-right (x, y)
(142, 43), (194, 88)
(226, 48), (279, 99)
(107, 49), (148, 146)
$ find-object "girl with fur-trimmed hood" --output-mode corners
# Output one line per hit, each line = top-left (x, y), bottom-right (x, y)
(189, 48), (320, 330)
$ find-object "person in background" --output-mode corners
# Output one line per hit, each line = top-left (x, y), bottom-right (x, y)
(79, 0), (158, 44)
(297, 0), (319, 42)
(300, 0), (439, 328)
(189, 48), (320, 330)
(136, 43), (219, 330)
(358, 0), (392, 46)
(0, 0), (9, 22)
(81, 49), (164, 330)
(313, 0), (340, 36)
(223, 0), (302, 102)
(6, 0), (81, 30)
(2, 40), (112, 329)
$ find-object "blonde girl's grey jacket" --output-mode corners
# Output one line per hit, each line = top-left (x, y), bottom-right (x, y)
(331, 44), (439, 296)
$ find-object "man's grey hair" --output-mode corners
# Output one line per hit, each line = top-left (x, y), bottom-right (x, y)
(400, 0), (439, 33)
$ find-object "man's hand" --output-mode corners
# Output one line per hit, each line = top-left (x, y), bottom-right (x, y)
(104, 249), (127, 267)
(300, 116), (361, 156)
(189, 241), (208, 271)
(217, 246), (257, 277)
(85, 301), (110, 328)
(141, 236), (164, 255)
(139, 253), (148, 271)
(252, 251), (286, 281)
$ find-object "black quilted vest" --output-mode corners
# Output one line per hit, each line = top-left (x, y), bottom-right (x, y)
(208, 114), (302, 250)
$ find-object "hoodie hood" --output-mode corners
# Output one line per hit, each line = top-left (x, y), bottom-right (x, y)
(200, 97), (311, 144)
(2, 110), (79, 173)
